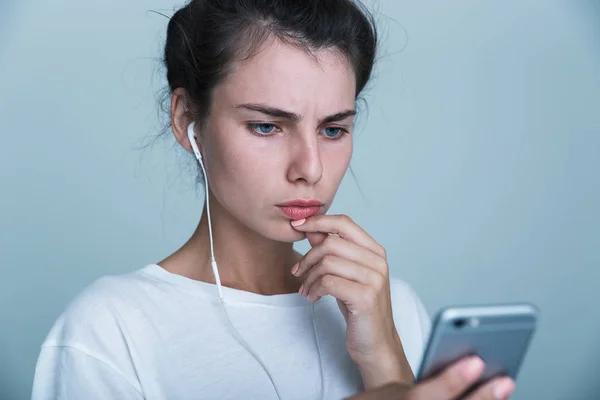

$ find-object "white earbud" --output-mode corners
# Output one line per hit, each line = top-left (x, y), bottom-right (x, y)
(187, 121), (203, 162)
(186, 121), (223, 299)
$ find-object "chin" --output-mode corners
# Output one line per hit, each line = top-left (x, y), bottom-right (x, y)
(260, 222), (306, 243)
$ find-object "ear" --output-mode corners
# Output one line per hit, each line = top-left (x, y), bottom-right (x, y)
(170, 88), (200, 153)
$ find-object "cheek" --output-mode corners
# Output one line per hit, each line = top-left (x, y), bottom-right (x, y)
(205, 128), (277, 208)
(323, 140), (353, 183)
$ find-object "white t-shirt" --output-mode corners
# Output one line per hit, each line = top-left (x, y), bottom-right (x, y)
(32, 264), (430, 400)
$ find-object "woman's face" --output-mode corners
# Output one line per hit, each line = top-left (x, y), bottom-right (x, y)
(200, 39), (356, 242)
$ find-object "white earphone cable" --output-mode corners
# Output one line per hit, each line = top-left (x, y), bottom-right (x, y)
(198, 154), (284, 399)
(197, 154), (224, 300)
(188, 121), (324, 400)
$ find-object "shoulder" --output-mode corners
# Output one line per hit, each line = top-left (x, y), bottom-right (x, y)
(41, 267), (156, 349)
(388, 276), (431, 374)
(34, 268), (157, 397)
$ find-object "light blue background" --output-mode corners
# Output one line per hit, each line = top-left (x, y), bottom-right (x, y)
(1, 1), (599, 399)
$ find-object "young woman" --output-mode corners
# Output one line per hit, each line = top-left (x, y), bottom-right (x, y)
(32, 1), (515, 399)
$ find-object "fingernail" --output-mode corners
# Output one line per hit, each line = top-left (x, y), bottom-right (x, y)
(291, 218), (306, 227)
(308, 295), (314, 302)
(493, 378), (515, 399)
(459, 357), (484, 381)
(298, 284), (304, 295)
(291, 263), (299, 275)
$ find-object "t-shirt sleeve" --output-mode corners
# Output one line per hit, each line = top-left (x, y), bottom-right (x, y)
(32, 345), (144, 400)
(389, 278), (431, 375)
(408, 284), (431, 349)
(32, 276), (145, 400)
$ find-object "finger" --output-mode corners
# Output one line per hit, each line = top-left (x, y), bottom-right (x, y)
(305, 275), (374, 309)
(299, 254), (384, 297)
(305, 231), (328, 248)
(463, 377), (515, 400)
(407, 356), (484, 400)
(294, 235), (386, 277)
(291, 214), (385, 258)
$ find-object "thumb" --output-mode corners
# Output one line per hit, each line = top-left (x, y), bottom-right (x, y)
(408, 357), (483, 400)
(305, 232), (328, 247)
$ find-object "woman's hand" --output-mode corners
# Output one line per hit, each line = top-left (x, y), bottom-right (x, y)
(290, 214), (412, 389)
(346, 357), (516, 400)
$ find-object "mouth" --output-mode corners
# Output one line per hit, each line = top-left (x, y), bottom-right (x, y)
(277, 199), (323, 220)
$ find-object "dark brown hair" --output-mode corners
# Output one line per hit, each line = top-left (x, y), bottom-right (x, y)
(163, 0), (378, 128)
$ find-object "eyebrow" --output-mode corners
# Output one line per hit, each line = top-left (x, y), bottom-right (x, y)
(235, 103), (356, 125)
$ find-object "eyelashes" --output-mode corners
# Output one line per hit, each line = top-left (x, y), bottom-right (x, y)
(246, 123), (349, 140)
(321, 127), (345, 138)
(249, 123), (279, 135)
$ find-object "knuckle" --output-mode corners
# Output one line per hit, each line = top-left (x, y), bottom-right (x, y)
(361, 268), (373, 284)
(320, 253), (335, 267)
(333, 214), (351, 225)
(377, 258), (388, 273)
(361, 286), (378, 308)
(312, 260), (329, 278)
(371, 272), (386, 290)
(310, 263), (324, 279)
(320, 275), (335, 290)
(323, 234), (338, 248)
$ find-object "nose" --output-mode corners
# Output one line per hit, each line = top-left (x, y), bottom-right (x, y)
(286, 133), (323, 185)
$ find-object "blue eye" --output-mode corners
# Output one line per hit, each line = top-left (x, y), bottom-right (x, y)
(321, 127), (345, 139)
(249, 123), (277, 135)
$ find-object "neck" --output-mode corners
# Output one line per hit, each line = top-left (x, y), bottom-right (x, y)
(159, 191), (303, 295)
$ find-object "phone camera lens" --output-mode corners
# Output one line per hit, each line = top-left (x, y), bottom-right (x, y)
(453, 319), (466, 328)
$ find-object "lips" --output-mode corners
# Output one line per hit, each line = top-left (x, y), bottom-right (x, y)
(278, 206), (321, 220)
(277, 200), (323, 220)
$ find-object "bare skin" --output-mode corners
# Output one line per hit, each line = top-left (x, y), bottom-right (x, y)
(346, 357), (516, 400)
(159, 37), (515, 399)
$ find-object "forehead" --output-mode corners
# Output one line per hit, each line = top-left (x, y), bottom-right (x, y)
(215, 38), (356, 112)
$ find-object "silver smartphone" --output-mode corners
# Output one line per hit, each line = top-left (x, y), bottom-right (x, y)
(416, 303), (539, 389)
